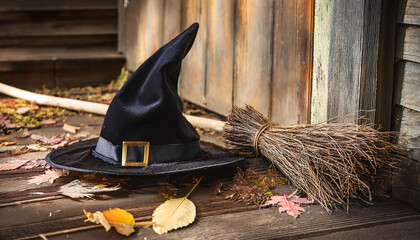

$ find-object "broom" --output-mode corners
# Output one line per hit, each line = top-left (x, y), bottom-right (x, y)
(222, 105), (404, 212)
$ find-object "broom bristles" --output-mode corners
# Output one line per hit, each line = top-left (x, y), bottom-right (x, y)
(222, 105), (404, 212)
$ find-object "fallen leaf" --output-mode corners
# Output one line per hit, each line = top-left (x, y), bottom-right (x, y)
(0, 160), (29, 171)
(28, 168), (68, 185)
(20, 159), (47, 169)
(84, 210), (111, 231)
(63, 123), (80, 134)
(41, 119), (57, 125)
(38, 135), (64, 145)
(13, 146), (31, 155)
(262, 190), (312, 219)
(59, 179), (120, 199)
(152, 177), (201, 234)
(278, 201), (306, 218)
(30, 134), (43, 141)
(83, 208), (137, 236)
(1, 141), (16, 146)
(17, 128), (32, 138)
(16, 107), (30, 115)
(103, 208), (135, 236)
(152, 198), (196, 234)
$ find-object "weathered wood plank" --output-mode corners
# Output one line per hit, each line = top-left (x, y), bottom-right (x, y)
(37, 199), (420, 239)
(140, 0), (164, 64)
(205, 0), (235, 115)
(393, 106), (420, 161)
(55, 57), (125, 88)
(234, 0), (274, 117)
(179, 0), (207, 106)
(163, 0), (182, 43)
(394, 61), (420, 111)
(0, 0), (117, 11)
(0, 60), (55, 89)
(327, 0), (382, 123)
(396, 26), (420, 63)
(397, 0), (420, 25)
(311, 0), (332, 124)
(271, 0), (313, 125)
(0, 20), (117, 37)
(124, 0), (164, 71)
(393, 152), (420, 211)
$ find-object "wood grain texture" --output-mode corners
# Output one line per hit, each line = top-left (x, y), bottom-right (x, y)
(205, 0), (235, 115)
(0, 60), (54, 90)
(163, 0), (182, 43)
(311, 0), (332, 124)
(396, 26), (420, 63)
(125, 0), (164, 71)
(124, 0), (144, 71)
(271, 0), (313, 125)
(327, 0), (381, 123)
(394, 61), (420, 111)
(179, 0), (207, 106)
(235, 0), (274, 117)
(397, 0), (420, 25)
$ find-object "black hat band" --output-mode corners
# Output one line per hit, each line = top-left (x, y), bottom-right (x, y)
(92, 137), (203, 166)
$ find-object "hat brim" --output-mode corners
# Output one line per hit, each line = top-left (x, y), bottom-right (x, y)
(45, 138), (244, 176)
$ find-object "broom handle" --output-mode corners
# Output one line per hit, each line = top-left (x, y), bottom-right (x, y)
(0, 82), (226, 132)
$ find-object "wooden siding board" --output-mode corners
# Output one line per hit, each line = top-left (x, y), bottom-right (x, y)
(271, 0), (313, 125)
(326, 0), (382, 124)
(311, 0), (332, 124)
(397, 0), (420, 26)
(394, 61), (420, 111)
(205, 0), (235, 115)
(179, 0), (207, 106)
(327, 0), (364, 120)
(163, 0), (182, 43)
(396, 26), (420, 63)
(234, 0), (274, 117)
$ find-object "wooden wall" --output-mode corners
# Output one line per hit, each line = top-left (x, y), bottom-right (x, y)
(311, 0), (395, 127)
(392, 0), (420, 211)
(124, 0), (314, 125)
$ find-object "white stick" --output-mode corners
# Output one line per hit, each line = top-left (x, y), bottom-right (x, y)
(0, 82), (226, 132)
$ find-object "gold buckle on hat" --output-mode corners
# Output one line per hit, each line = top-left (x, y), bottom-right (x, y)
(122, 141), (150, 167)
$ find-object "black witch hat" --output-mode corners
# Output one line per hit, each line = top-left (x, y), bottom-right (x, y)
(45, 23), (244, 176)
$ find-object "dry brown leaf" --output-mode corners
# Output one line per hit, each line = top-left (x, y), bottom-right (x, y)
(17, 128), (32, 138)
(0, 160), (29, 171)
(0, 141), (16, 146)
(83, 210), (111, 231)
(41, 119), (57, 125)
(63, 123), (80, 134)
(59, 179), (120, 199)
(28, 168), (68, 185)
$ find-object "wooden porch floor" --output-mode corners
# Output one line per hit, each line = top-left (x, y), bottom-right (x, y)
(0, 115), (419, 240)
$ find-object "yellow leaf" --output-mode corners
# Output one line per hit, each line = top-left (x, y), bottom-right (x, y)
(83, 209), (111, 231)
(152, 177), (201, 234)
(103, 208), (135, 236)
(152, 197), (196, 234)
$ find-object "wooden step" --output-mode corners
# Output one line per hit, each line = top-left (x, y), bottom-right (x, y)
(0, 35), (117, 48)
(0, 20), (117, 37)
(0, 0), (117, 12)
(0, 47), (125, 89)
(0, 10), (117, 47)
